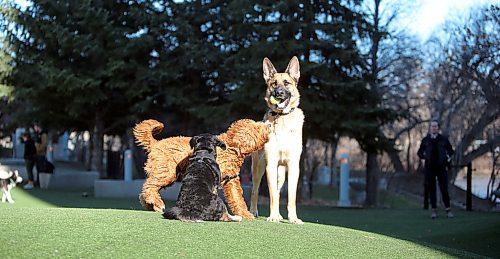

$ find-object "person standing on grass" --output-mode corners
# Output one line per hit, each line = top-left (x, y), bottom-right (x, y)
(33, 122), (48, 186)
(21, 132), (37, 190)
(417, 119), (455, 219)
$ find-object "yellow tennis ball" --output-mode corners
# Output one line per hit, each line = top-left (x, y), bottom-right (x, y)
(270, 96), (280, 105)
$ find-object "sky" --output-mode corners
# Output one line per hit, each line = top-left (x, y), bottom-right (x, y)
(403, 0), (499, 41)
(12, 0), (499, 42)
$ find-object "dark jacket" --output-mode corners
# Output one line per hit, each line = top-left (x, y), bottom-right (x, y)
(24, 138), (37, 160)
(34, 130), (48, 156)
(417, 133), (454, 170)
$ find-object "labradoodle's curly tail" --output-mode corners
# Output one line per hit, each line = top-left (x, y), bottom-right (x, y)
(133, 119), (164, 152)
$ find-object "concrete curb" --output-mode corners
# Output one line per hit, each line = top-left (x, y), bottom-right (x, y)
(94, 180), (181, 200)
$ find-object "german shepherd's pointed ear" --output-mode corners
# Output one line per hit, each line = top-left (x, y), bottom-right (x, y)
(263, 57), (277, 83)
(285, 56), (300, 83)
(215, 137), (226, 150)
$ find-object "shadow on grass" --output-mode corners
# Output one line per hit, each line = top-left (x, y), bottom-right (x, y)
(0, 159), (143, 210)
(13, 188), (144, 211)
(257, 203), (499, 258)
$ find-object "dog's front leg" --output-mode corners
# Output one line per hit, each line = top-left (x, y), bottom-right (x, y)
(250, 152), (266, 217)
(223, 178), (254, 219)
(140, 176), (168, 212)
(266, 158), (281, 222)
(287, 159), (303, 224)
(1, 190), (6, 203)
(4, 187), (14, 203)
(7, 194), (14, 203)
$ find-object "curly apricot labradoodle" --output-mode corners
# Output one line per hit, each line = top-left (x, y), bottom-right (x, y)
(134, 118), (269, 219)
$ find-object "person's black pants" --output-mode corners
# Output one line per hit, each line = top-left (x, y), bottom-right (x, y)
(34, 155), (47, 187)
(25, 158), (35, 182)
(425, 168), (451, 209)
(35, 155), (46, 173)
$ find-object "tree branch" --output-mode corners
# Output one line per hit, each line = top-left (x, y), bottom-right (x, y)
(462, 135), (500, 165)
(458, 103), (499, 156)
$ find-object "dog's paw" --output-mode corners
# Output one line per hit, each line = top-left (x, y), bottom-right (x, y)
(139, 196), (155, 211)
(288, 217), (304, 225)
(231, 215), (243, 222)
(153, 204), (165, 212)
(266, 216), (282, 223)
(249, 208), (259, 217)
(241, 211), (255, 219)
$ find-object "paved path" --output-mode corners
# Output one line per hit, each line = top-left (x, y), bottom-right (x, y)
(0, 158), (89, 176)
(0, 158), (99, 190)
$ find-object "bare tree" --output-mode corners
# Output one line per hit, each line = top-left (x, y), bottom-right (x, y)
(360, 0), (425, 206)
(486, 146), (499, 201)
(302, 139), (333, 199)
(424, 5), (499, 180)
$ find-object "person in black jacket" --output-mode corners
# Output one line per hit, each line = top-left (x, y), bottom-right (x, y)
(21, 132), (37, 190)
(33, 122), (48, 175)
(417, 120), (455, 219)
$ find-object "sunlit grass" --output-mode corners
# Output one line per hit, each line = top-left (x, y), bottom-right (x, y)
(0, 188), (497, 258)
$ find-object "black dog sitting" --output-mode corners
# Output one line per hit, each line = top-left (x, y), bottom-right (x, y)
(163, 134), (242, 222)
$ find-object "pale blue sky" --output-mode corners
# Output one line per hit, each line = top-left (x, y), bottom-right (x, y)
(402, 0), (498, 41)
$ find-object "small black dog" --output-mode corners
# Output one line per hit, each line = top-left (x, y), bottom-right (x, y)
(163, 134), (242, 222)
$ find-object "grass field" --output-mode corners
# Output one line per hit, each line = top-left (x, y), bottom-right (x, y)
(1, 188), (499, 258)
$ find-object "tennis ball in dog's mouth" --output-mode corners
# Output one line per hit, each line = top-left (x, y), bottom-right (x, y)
(270, 96), (280, 105)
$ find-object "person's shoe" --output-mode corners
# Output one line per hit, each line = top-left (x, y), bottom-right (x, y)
(446, 210), (454, 218)
(431, 209), (437, 219)
(23, 183), (34, 190)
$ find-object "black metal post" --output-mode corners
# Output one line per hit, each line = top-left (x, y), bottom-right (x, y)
(423, 182), (429, 210)
(466, 162), (472, 211)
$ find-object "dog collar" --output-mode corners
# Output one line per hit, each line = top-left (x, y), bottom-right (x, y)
(222, 173), (240, 186)
(270, 108), (295, 117)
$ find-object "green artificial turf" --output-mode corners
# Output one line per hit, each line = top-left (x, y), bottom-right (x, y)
(0, 188), (498, 258)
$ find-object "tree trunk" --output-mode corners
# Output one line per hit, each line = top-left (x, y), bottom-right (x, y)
(406, 129), (412, 173)
(329, 139), (339, 188)
(387, 147), (405, 173)
(365, 152), (379, 207)
(297, 140), (308, 203)
(452, 104), (499, 181)
(486, 148), (498, 200)
(84, 132), (92, 170)
(90, 113), (105, 177)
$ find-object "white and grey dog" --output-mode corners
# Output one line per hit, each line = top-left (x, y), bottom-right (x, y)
(0, 170), (23, 203)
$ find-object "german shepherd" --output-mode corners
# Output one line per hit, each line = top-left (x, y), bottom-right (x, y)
(250, 56), (304, 224)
